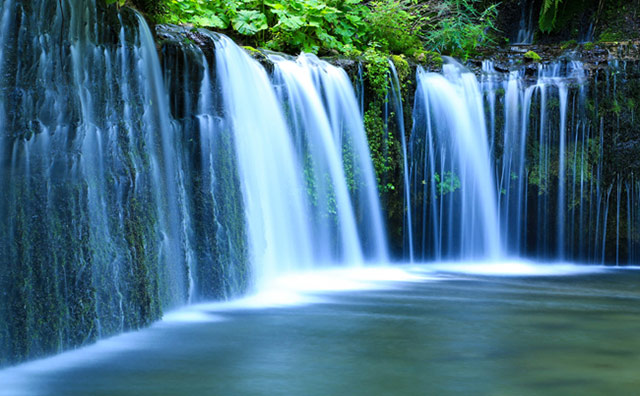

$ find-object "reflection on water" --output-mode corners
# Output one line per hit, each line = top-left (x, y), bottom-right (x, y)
(2, 264), (640, 396)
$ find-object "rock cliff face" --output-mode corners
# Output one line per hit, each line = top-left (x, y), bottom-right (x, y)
(495, 0), (640, 44)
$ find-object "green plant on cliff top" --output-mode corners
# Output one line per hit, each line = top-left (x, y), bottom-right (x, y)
(265, 0), (369, 53)
(423, 0), (498, 60)
(365, 0), (426, 55)
(147, 0), (498, 58)
(158, 0), (370, 54)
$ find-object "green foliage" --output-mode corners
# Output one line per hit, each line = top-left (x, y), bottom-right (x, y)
(612, 99), (622, 115)
(434, 171), (461, 195)
(422, 0), (498, 60)
(232, 10), (268, 35)
(627, 98), (636, 111)
(152, 0), (497, 58)
(162, 0), (228, 28)
(539, 0), (563, 33)
(364, 106), (395, 193)
(365, 0), (426, 55)
(263, 0), (369, 53)
(597, 0), (640, 42)
(159, 0), (369, 54)
(367, 0), (498, 59)
(598, 31), (623, 42)
(559, 39), (577, 49)
(362, 47), (393, 192)
(391, 55), (410, 82)
(363, 48), (390, 97)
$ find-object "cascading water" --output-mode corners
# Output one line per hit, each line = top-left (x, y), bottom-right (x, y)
(271, 54), (357, 267)
(212, 35), (388, 288)
(0, 1), (244, 365)
(271, 53), (388, 264)
(2, 0), (640, 372)
(424, 55), (640, 265)
(0, 0), (390, 364)
(388, 61), (413, 262)
(409, 60), (502, 260)
(514, 0), (535, 45)
(403, 55), (634, 265)
(485, 60), (587, 260)
(134, 13), (195, 303)
(213, 36), (315, 285)
(0, 0), (13, 131)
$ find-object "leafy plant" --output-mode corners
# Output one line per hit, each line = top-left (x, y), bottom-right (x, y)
(263, 0), (370, 53)
(232, 10), (268, 35)
(539, 0), (563, 33)
(434, 171), (461, 195)
(365, 0), (425, 55)
(161, 0), (229, 28)
(157, 0), (369, 55)
(148, 0), (499, 59)
(422, 0), (499, 60)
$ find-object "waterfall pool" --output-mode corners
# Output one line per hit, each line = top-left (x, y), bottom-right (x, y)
(2, 263), (640, 396)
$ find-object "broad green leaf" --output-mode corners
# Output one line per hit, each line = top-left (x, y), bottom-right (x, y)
(232, 10), (268, 35)
(345, 14), (361, 24)
(264, 1), (285, 10)
(270, 8), (288, 17)
(289, 1), (304, 12)
(539, 0), (563, 33)
(192, 14), (227, 28)
(306, 15), (322, 28)
(278, 14), (305, 30)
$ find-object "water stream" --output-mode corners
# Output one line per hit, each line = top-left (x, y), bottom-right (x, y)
(409, 60), (502, 260)
(514, 0), (535, 44)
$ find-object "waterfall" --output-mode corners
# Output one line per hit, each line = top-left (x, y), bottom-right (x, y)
(0, 0), (390, 364)
(2, 0), (640, 369)
(410, 60), (502, 260)
(213, 36), (388, 288)
(271, 53), (388, 263)
(402, 56), (636, 265)
(0, 1), (238, 365)
(214, 36), (315, 286)
(514, 0), (535, 45)
(491, 61), (587, 259)
(191, 48), (248, 299)
(388, 61), (413, 262)
(0, 0), (14, 131)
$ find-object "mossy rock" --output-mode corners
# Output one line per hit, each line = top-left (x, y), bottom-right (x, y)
(559, 40), (578, 50)
(523, 50), (542, 62)
(390, 54), (410, 82)
(241, 46), (274, 73)
(413, 50), (442, 70)
(242, 45), (262, 56)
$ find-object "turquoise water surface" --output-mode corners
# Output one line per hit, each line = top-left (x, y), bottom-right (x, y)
(2, 264), (639, 396)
